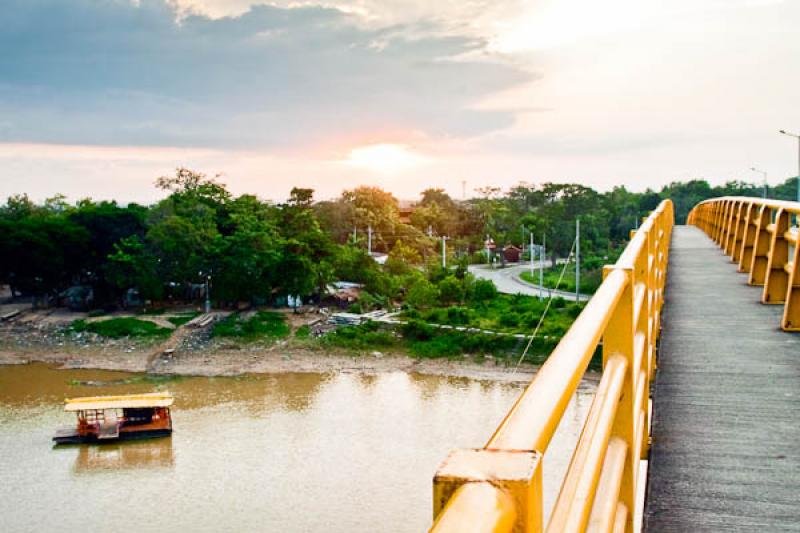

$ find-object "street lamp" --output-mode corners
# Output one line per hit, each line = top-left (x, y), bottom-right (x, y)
(779, 130), (800, 202)
(751, 167), (768, 199)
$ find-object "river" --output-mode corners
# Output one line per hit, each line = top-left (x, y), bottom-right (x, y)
(0, 363), (595, 532)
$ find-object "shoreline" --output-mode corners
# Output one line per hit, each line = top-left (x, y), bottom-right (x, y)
(0, 344), (601, 387)
(0, 344), (561, 384)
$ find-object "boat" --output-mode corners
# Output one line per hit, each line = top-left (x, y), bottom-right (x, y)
(53, 392), (174, 445)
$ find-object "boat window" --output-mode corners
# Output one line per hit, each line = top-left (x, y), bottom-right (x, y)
(123, 408), (154, 425)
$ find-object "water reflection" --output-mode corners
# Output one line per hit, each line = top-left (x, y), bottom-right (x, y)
(0, 363), (596, 533)
(70, 438), (175, 473)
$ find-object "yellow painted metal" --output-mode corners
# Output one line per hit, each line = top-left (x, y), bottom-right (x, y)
(546, 354), (627, 533)
(430, 200), (674, 533)
(611, 503), (628, 533)
(433, 449), (543, 533)
(64, 392), (174, 411)
(689, 196), (800, 331)
(430, 482), (517, 533)
(762, 208), (790, 304)
(485, 268), (626, 453)
(586, 437), (628, 533)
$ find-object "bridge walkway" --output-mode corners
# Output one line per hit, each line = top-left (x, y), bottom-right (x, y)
(644, 225), (800, 531)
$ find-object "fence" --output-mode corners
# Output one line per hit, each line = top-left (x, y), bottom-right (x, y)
(688, 197), (800, 330)
(430, 200), (674, 533)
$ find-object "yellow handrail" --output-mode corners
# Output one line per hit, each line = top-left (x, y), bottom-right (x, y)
(688, 196), (800, 330)
(430, 200), (674, 533)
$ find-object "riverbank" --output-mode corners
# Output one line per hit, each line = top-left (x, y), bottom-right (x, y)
(0, 305), (603, 384)
(0, 343), (546, 383)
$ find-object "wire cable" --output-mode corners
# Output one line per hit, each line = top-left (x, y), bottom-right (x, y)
(510, 236), (578, 376)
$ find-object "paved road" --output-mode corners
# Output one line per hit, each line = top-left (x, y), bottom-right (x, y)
(468, 262), (587, 301)
(644, 226), (800, 532)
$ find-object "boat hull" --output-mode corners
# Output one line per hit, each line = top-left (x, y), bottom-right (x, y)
(53, 428), (172, 445)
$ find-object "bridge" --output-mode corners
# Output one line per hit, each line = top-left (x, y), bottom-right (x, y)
(427, 197), (800, 532)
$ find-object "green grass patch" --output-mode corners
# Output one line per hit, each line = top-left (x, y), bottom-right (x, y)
(70, 317), (172, 339)
(520, 264), (602, 294)
(167, 312), (200, 327)
(294, 324), (311, 338)
(402, 293), (584, 337)
(320, 321), (398, 350)
(211, 311), (290, 340)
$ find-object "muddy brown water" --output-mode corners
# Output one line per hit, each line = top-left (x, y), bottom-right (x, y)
(0, 363), (595, 532)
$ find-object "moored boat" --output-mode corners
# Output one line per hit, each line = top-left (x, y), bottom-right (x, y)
(53, 392), (174, 445)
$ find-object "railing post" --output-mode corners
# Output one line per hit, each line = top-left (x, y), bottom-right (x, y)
(762, 208), (790, 304)
(782, 226), (800, 330)
(724, 200), (740, 257)
(715, 201), (728, 245)
(601, 266), (635, 533)
(748, 205), (771, 286)
(433, 449), (542, 533)
(731, 202), (747, 263)
(737, 203), (757, 273)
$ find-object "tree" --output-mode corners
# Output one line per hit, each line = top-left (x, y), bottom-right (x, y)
(407, 279), (438, 309)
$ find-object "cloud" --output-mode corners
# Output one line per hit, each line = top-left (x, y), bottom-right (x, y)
(0, 0), (532, 151)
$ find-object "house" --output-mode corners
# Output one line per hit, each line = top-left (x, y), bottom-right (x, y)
(503, 245), (522, 263)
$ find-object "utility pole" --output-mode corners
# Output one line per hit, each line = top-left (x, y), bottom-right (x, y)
(442, 236), (447, 268)
(575, 219), (581, 303)
(529, 232), (534, 279)
(204, 272), (211, 313)
(368, 225), (372, 255)
(462, 180), (466, 200)
(751, 167), (768, 199)
(540, 233), (545, 301)
(779, 130), (800, 202)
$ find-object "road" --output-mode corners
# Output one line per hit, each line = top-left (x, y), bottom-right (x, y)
(468, 262), (588, 302)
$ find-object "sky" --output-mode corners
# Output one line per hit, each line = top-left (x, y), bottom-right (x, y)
(2, 0), (800, 203)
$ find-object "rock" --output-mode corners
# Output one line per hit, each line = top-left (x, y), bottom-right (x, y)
(371, 351), (383, 358)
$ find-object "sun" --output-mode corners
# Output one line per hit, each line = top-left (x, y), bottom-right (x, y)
(346, 143), (426, 173)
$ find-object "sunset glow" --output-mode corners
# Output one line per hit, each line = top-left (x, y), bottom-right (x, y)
(346, 144), (426, 173)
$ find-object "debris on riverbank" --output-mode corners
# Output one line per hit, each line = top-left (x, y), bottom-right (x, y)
(0, 306), (549, 383)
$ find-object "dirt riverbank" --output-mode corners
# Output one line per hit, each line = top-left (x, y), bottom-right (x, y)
(0, 305), (602, 385)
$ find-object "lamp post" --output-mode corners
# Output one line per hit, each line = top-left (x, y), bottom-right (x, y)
(751, 167), (768, 199)
(779, 130), (800, 202)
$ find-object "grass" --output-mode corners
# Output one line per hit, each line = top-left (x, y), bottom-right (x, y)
(402, 293), (584, 337)
(520, 264), (602, 294)
(320, 321), (398, 350)
(70, 317), (172, 339)
(167, 312), (200, 327)
(211, 311), (291, 340)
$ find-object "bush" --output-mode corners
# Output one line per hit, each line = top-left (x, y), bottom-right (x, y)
(498, 312), (520, 328)
(322, 322), (397, 350)
(407, 279), (438, 309)
(470, 279), (497, 302)
(295, 324), (311, 338)
(70, 318), (172, 339)
(409, 335), (463, 358)
(347, 302), (363, 314)
(437, 275), (465, 304)
(401, 319), (435, 341)
(446, 306), (471, 325)
(212, 311), (290, 339)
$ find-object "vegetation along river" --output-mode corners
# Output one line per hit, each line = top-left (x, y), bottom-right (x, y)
(0, 363), (596, 532)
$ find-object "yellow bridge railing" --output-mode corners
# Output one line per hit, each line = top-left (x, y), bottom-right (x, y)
(430, 200), (674, 533)
(688, 196), (800, 330)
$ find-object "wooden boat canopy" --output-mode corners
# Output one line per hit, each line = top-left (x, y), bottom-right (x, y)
(64, 392), (174, 412)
